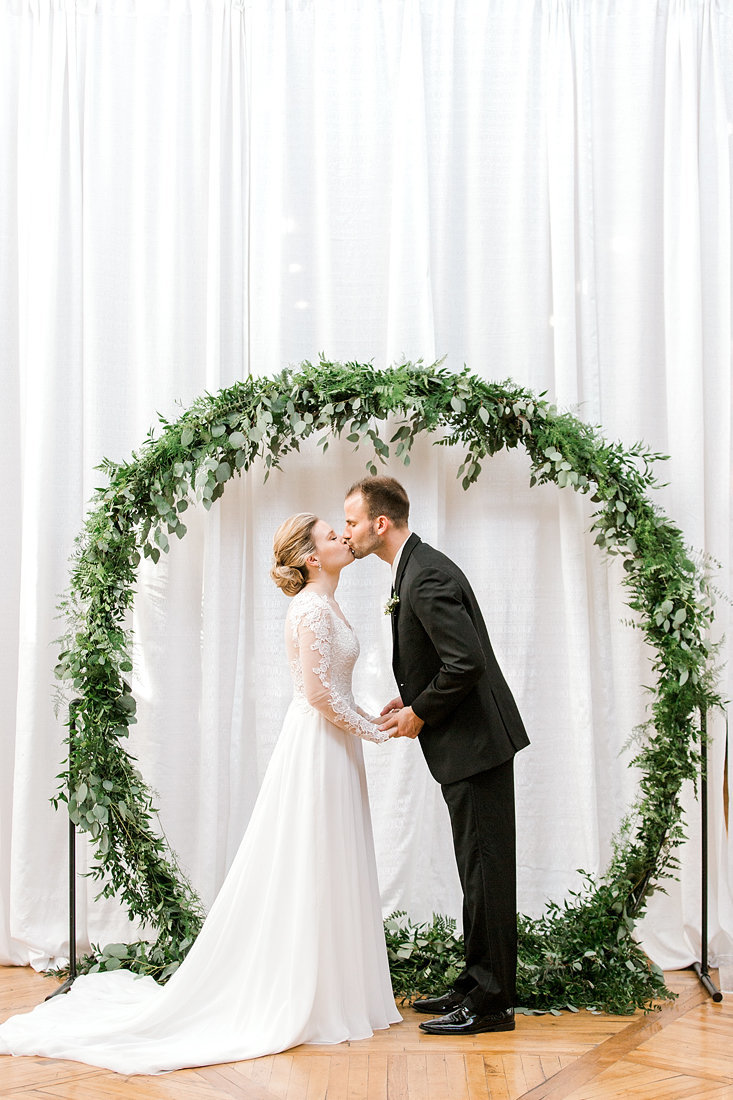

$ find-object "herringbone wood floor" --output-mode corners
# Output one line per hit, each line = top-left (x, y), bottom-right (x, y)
(0, 967), (731, 1098)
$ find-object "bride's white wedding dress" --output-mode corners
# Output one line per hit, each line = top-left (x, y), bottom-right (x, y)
(0, 589), (401, 1075)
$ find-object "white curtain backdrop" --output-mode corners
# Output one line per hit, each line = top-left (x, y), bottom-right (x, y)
(0, 0), (731, 975)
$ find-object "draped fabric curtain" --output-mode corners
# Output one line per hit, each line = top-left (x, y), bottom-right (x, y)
(0, 0), (731, 972)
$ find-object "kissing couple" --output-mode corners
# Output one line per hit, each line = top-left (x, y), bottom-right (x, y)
(0, 476), (529, 1076)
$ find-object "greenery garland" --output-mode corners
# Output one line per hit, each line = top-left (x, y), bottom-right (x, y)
(53, 360), (722, 1011)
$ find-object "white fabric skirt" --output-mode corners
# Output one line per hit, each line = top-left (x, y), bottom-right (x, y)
(0, 699), (400, 1074)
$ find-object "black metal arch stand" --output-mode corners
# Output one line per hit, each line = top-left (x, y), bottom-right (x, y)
(45, 701), (80, 1001)
(692, 707), (723, 1001)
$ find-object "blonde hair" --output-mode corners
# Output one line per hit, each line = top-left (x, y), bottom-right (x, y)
(271, 513), (319, 596)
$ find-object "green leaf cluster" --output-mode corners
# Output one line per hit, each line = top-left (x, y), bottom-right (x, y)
(516, 873), (672, 1015)
(384, 912), (464, 1000)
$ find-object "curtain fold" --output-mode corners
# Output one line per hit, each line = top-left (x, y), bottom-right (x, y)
(1, 0), (731, 974)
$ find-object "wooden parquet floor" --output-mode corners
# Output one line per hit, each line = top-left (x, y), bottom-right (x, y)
(0, 966), (731, 1099)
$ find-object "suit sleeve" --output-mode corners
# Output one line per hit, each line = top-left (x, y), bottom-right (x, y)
(407, 568), (486, 726)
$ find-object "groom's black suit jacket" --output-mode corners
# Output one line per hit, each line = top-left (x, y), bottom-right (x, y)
(391, 534), (529, 785)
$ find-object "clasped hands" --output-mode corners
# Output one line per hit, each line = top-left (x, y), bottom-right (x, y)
(377, 696), (424, 740)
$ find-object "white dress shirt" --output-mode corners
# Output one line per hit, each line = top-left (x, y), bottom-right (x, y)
(390, 534), (410, 585)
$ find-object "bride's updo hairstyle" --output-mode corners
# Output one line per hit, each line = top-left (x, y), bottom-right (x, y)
(271, 513), (319, 596)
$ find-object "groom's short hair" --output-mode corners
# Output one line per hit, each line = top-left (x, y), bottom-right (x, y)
(346, 476), (410, 527)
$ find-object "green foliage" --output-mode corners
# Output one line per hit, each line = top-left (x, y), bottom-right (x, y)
(383, 895), (672, 1015)
(53, 359), (723, 1008)
(71, 935), (191, 983)
(516, 874), (673, 1015)
(384, 912), (464, 1000)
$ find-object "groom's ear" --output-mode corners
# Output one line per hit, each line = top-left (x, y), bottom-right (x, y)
(375, 515), (390, 535)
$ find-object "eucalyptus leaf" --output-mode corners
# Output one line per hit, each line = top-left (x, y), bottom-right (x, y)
(104, 942), (131, 958)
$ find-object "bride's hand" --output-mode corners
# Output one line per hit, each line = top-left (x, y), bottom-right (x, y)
(378, 705), (424, 740)
(380, 696), (403, 716)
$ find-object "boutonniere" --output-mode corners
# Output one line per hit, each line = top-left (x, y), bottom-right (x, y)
(384, 594), (400, 616)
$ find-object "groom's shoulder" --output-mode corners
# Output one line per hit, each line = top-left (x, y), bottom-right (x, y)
(408, 539), (477, 591)
(409, 538), (460, 574)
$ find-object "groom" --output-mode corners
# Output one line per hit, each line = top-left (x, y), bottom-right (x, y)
(343, 476), (529, 1035)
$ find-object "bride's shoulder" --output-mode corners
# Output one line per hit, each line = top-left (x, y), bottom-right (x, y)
(290, 586), (326, 607)
(287, 587), (328, 624)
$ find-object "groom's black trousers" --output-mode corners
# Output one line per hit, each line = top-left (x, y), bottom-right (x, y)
(440, 758), (517, 1013)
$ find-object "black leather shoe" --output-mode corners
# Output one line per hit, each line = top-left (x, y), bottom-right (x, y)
(419, 1005), (515, 1035)
(411, 991), (466, 1015)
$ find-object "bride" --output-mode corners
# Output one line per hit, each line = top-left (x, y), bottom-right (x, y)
(0, 513), (401, 1075)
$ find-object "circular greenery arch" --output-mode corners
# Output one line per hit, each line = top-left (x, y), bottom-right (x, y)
(54, 360), (722, 1013)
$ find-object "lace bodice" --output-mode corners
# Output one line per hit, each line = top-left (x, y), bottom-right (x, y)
(285, 589), (389, 743)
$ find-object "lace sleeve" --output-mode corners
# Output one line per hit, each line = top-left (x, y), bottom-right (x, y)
(292, 597), (390, 744)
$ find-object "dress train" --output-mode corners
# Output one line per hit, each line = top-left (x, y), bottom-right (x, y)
(0, 590), (400, 1074)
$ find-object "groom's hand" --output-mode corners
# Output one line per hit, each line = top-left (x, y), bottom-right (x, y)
(378, 705), (424, 740)
(380, 696), (403, 716)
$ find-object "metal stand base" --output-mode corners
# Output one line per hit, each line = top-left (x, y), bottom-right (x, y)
(692, 961), (722, 1002)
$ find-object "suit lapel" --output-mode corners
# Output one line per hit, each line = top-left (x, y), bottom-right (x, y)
(391, 533), (421, 645)
(394, 532), (420, 593)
